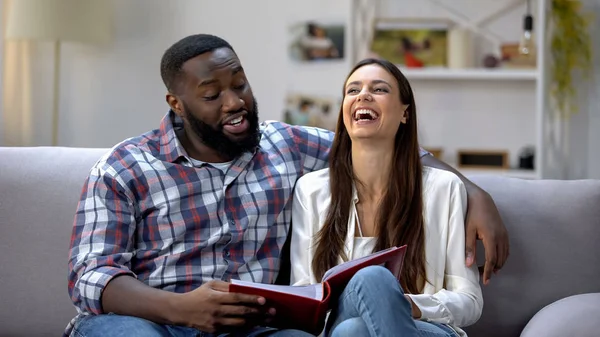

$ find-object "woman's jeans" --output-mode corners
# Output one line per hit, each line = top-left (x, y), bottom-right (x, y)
(324, 266), (459, 337)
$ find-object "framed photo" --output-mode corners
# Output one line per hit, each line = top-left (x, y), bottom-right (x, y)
(283, 93), (340, 131)
(369, 19), (450, 68)
(457, 150), (510, 169)
(424, 147), (444, 159)
(289, 21), (345, 62)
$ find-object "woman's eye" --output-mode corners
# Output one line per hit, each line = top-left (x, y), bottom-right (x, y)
(204, 93), (220, 101)
(347, 88), (359, 94)
(374, 87), (388, 93)
(233, 82), (246, 90)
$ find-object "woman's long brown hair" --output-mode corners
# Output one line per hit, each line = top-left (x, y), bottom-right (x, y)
(311, 58), (427, 294)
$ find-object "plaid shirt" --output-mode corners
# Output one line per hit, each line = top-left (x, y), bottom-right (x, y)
(65, 111), (333, 335)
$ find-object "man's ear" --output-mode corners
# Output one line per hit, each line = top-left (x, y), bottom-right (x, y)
(401, 104), (409, 124)
(166, 92), (183, 117)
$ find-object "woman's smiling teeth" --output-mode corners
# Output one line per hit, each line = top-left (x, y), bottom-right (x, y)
(354, 109), (379, 121)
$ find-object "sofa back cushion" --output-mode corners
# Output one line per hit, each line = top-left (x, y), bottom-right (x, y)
(464, 175), (600, 337)
(0, 147), (109, 336)
(1, 147), (599, 337)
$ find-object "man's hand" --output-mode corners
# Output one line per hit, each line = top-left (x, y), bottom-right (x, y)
(465, 187), (510, 285)
(172, 280), (275, 333)
(419, 153), (510, 285)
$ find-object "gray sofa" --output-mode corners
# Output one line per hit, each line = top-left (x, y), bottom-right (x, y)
(1, 146), (599, 337)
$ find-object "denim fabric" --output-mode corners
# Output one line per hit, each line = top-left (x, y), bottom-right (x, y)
(324, 266), (458, 337)
(71, 313), (315, 337)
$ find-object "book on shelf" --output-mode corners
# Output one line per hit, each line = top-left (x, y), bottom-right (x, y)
(229, 245), (407, 334)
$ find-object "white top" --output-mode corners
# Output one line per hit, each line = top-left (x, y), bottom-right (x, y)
(289, 166), (483, 337)
(351, 237), (376, 260)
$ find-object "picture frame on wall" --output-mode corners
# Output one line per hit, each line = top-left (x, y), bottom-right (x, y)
(289, 20), (345, 62)
(283, 93), (340, 131)
(368, 18), (450, 68)
(424, 147), (444, 159)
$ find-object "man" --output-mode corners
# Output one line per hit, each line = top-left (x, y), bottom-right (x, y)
(66, 34), (509, 337)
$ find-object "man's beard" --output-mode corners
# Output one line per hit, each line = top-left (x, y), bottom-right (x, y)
(181, 99), (260, 161)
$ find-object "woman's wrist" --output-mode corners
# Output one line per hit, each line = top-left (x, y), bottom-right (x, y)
(404, 295), (422, 319)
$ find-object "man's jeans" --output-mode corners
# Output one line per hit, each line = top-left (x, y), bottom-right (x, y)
(324, 266), (459, 337)
(71, 314), (314, 337)
(71, 266), (459, 337)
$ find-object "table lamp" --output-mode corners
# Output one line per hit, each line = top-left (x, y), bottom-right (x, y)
(4, 0), (112, 146)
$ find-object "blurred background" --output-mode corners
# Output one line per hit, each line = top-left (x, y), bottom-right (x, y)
(0, 0), (598, 180)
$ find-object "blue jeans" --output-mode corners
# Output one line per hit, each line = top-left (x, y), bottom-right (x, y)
(324, 266), (459, 337)
(71, 313), (315, 337)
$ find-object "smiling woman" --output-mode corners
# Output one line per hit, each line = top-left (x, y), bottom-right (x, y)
(289, 58), (483, 337)
(341, 65), (411, 144)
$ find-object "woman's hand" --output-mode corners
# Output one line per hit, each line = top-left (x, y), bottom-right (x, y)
(465, 186), (510, 285)
(405, 295), (421, 319)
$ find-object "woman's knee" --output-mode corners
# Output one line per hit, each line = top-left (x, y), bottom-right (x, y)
(329, 317), (369, 337)
(348, 265), (402, 293)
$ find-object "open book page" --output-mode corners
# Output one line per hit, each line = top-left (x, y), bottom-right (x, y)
(322, 246), (399, 282)
(230, 279), (324, 300)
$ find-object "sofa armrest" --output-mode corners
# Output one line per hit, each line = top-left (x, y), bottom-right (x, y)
(521, 293), (600, 337)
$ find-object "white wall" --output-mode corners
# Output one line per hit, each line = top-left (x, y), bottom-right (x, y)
(56, 0), (352, 148)
(1, 0), (598, 177)
(58, 0), (277, 147)
(57, 0), (538, 161)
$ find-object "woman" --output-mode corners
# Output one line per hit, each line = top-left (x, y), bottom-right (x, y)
(289, 58), (483, 337)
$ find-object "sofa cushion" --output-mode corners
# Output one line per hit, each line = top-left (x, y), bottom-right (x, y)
(463, 176), (600, 337)
(1, 147), (599, 337)
(0, 147), (109, 337)
(520, 293), (600, 337)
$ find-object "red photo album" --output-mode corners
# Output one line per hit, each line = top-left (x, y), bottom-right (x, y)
(229, 245), (407, 334)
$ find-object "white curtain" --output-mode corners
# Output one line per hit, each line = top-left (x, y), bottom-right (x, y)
(1, 0), (63, 147)
(542, 0), (599, 179)
(352, 0), (379, 64)
(2, 0), (36, 146)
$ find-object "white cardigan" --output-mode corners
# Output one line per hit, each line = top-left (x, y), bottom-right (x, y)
(289, 166), (483, 337)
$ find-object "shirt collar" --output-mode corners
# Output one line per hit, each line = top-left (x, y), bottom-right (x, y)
(158, 110), (190, 163)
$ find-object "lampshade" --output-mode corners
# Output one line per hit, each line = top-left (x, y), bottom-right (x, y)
(5, 0), (112, 44)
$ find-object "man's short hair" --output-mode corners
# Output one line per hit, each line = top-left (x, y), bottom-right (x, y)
(160, 34), (235, 93)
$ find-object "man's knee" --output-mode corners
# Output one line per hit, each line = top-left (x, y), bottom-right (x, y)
(71, 314), (169, 337)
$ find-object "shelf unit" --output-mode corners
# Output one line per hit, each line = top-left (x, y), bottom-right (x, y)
(458, 168), (539, 179)
(353, 0), (550, 179)
(399, 67), (539, 81)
